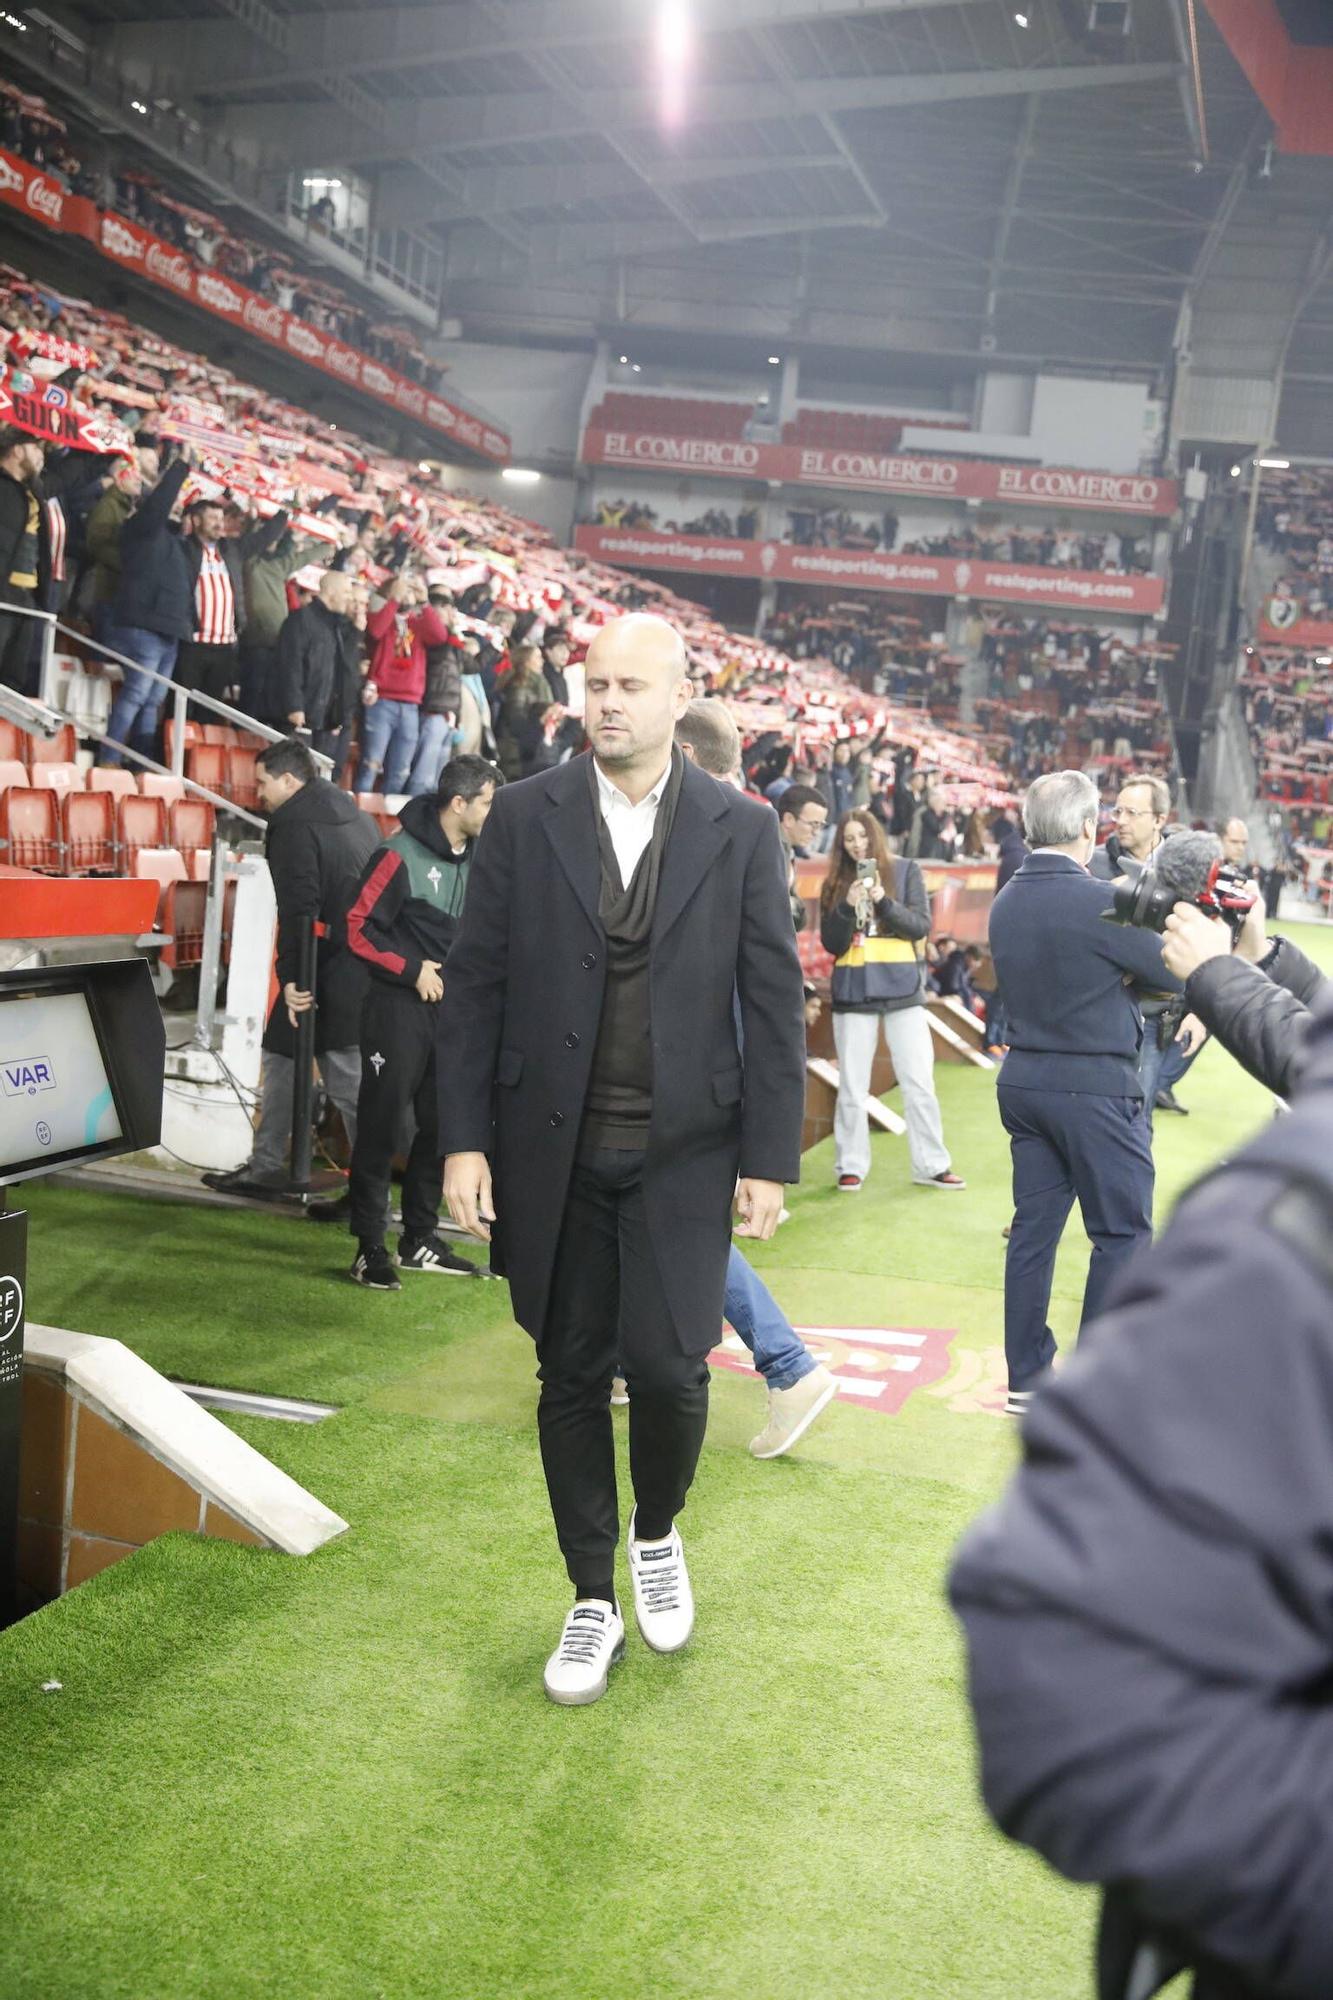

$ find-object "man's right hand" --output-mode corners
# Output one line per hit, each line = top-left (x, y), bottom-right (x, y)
(1161, 902), (1231, 982)
(415, 960), (444, 1003)
(444, 1152), (493, 1242)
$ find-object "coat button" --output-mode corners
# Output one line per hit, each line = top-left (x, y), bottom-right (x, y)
(549, 1111), (565, 1128)
(581, 952), (597, 970)
(564, 1031), (580, 1049)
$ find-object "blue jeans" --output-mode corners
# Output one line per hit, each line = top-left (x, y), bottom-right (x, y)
(1139, 1026), (1200, 1131)
(356, 698), (420, 794)
(406, 710), (457, 797)
(724, 1245), (814, 1392)
(100, 625), (178, 765)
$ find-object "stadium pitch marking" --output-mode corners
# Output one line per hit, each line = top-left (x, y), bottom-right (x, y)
(711, 1323), (956, 1415)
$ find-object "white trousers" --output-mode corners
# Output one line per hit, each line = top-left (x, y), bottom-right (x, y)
(832, 1006), (951, 1183)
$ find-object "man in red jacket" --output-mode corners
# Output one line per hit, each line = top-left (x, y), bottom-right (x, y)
(354, 569), (452, 795)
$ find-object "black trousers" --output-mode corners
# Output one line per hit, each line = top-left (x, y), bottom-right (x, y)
(348, 982), (441, 1248)
(176, 640), (240, 702)
(537, 1147), (710, 1595)
(0, 589), (37, 693)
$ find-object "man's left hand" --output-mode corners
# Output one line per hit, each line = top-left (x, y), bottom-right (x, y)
(1161, 902), (1231, 982)
(283, 980), (314, 1030)
(1175, 1012), (1209, 1059)
(734, 1178), (784, 1241)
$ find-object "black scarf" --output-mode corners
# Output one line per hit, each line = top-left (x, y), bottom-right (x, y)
(588, 744), (685, 954)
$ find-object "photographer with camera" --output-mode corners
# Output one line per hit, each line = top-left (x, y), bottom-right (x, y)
(1091, 774), (1203, 1119)
(989, 771), (1182, 1417)
(1160, 890), (1328, 1102)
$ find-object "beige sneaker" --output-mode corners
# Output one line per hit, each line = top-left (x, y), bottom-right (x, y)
(749, 1364), (837, 1460)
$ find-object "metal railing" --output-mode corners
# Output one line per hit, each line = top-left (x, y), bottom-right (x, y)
(7, 605), (330, 833)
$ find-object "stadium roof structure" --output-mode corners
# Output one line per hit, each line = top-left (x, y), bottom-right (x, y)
(12, 0), (1333, 426)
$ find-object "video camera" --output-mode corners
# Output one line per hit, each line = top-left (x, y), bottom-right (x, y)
(1102, 831), (1258, 942)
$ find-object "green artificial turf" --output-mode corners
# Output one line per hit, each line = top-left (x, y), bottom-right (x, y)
(4, 920), (1328, 1999)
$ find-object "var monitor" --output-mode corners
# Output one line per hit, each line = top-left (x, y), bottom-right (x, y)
(0, 961), (164, 1186)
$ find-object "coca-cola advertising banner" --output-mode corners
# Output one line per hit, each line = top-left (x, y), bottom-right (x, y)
(580, 427), (1177, 517)
(573, 524), (1167, 616)
(0, 149), (509, 463)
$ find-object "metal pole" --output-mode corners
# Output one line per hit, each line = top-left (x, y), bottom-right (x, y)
(195, 840), (229, 1051)
(289, 916), (316, 1191)
(171, 686), (188, 777)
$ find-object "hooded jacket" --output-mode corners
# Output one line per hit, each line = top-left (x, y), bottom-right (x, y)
(261, 776), (380, 1055)
(274, 598), (363, 733)
(345, 792), (475, 991)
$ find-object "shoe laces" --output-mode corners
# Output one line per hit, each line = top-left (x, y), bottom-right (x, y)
(558, 1610), (611, 1665)
(636, 1548), (682, 1615)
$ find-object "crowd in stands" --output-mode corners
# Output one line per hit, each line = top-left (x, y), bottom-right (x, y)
(0, 255), (1017, 909)
(0, 80), (442, 387)
(899, 522), (1151, 575)
(762, 595), (965, 713)
(1255, 464), (1333, 629)
(972, 614), (1172, 791)
(591, 498), (760, 539)
(783, 506), (898, 552)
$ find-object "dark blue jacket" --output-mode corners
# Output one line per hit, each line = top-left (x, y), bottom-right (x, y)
(993, 818), (1028, 892)
(110, 458), (193, 641)
(988, 849), (1181, 1096)
(949, 987), (1333, 1999)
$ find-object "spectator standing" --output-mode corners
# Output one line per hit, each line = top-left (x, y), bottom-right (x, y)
(100, 455), (193, 765)
(406, 583), (464, 797)
(203, 738), (379, 1198)
(274, 569), (363, 774)
(357, 571), (452, 794)
(827, 740), (857, 820)
(176, 497), (284, 705)
(84, 452), (148, 638)
(495, 641), (554, 782)
(343, 754), (501, 1288)
(820, 810), (963, 1195)
(991, 812), (1028, 892)
(238, 510), (325, 721)
(0, 427), (48, 694)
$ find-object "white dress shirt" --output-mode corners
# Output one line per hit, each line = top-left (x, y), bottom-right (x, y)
(594, 755), (672, 888)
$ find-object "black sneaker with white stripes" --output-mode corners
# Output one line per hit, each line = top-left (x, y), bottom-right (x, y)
(398, 1235), (476, 1277)
(349, 1244), (401, 1291)
(1005, 1388), (1033, 1419)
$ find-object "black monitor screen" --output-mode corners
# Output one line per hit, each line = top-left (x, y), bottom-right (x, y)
(0, 982), (125, 1185)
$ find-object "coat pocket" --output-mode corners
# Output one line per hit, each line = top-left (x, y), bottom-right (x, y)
(711, 1067), (743, 1107)
(496, 1048), (525, 1088)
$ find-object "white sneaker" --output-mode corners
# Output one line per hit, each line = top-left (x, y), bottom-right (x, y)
(543, 1599), (625, 1706)
(749, 1364), (837, 1460)
(610, 1376), (629, 1406)
(627, 1508), (694, 1654)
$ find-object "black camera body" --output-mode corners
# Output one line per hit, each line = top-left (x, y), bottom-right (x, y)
(1104, 858), (1257, 940)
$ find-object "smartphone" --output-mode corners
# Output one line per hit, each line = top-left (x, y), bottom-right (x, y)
(855, 859), (878, 882)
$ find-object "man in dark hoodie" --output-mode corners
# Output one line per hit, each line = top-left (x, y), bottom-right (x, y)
(343, 752), (502, 1288)
(274, 568), (363, 773)
(202, 736), (379, 1197)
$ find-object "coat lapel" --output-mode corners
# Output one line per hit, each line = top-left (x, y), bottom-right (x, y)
(652, 760), (730, 946)
(541, 756), (604, 935)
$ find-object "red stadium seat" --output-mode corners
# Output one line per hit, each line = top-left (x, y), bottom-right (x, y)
(161, 880), (207, 970)
(0, 759), (28, 795)
(89, 767), (139, 800)
(170, 799), (217, 853)
(0, 787), (62, 872)
(0, 722), (23, 762)
(134, 847), (188, 923)
(185, 745), (228, 796)
(226, 748), (259, 812)
(201, 724), (240, 746)
(141, 773), (185, 803)
(29, 763), (83, 798)
(117, 793), (170, 870)
(62, 789), (116, 874)
(26, 725), (78, 766)
(162, 719), (201, 769)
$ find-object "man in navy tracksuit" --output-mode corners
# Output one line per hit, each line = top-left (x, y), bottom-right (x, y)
(988, 770), (1180, 1414)
(344, 753), (501, 1289)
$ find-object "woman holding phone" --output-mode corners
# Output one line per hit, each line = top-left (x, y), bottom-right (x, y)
(819, 810), (965, 1193)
